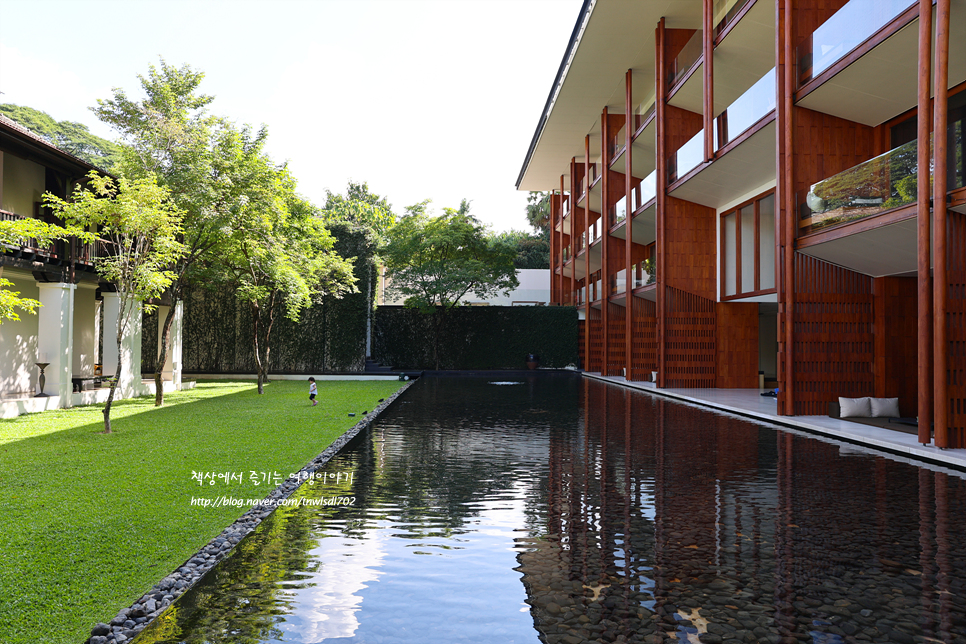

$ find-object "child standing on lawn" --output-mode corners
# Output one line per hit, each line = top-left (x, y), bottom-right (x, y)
(308, 377), (318, 406)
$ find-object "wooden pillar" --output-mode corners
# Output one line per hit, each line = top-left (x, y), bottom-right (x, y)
(917, 0), (934, 444)
(703, 0), (714, 161)
(585, 136), (592, 366)
(625, 69), (634, 377)
(656, 19), (668, 388)
(601, 106), (611, 374)
(779, 0), (796, 415)
(560, 174), (567, 307)
(571, 157), (579, 308)
(933, 0), (950, 448)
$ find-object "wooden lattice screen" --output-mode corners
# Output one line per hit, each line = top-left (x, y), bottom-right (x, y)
(629, 296), (657, 381)
(587, 308), (604, 373)
(607, 302), (626, 376)
(947, 211), (966, 448)
(664, 286), (716, 388)
(791, 253), (874, 416)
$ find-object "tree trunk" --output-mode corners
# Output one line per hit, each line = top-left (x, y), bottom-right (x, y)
(252, 303), (264, 394)
(154, 302), (177, 407)
(103, 340), (123, 434)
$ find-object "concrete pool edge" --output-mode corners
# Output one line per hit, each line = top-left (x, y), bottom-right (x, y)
(584, 373), (966, 473)
(86, 379), (417, 644)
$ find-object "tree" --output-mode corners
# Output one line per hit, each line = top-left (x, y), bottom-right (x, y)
(491, 229), (550, 269)
(321, 181), (396, 240)
(210, 162), (356, 394)
(525, 191), (552, 233)
(93, 59), (247, 406)
(382, 199), (518, 368)
(45, 172), (185, 433)
(0, 219), (91, 323)
(0, 103), (123, 170)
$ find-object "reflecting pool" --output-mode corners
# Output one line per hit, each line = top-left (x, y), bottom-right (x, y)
(134, 375), (966, 644)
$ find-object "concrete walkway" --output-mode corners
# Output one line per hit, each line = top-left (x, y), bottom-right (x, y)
(584, 373), (966, 472)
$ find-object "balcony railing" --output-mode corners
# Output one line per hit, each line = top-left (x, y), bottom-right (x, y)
(715, 68), (776, 150)
(714, 0), (753, 39)
(610, 125), (626, 160)
(638, 171), (657, 210)
(668, 130), (705, 184)
(611, 269), (626, 295)
(609, 195), (627, 228)
(576, 163), (599, 199)
(801, 138), (920, 232)
(668, 30), (703, 89)
(635, 101), (656, 132)
(797, 0), (914, 86)
(588, 219), (601, 245)
(562, 245), (571, 263)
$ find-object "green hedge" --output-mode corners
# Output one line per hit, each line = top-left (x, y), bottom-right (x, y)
(148, 222), (377, 374)
(371, 305), (579, 370)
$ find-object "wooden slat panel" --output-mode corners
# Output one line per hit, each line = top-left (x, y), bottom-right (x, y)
(665, 286), (716, 388)
(588, 308), (604, 373)
(947, 210), (966, 447)
(606, 302), (626, 376)
(791, 253), (874, 415)
(873, 277), (919, 417)
(629, 297), (658, 381)
(665, 196), (717, 301)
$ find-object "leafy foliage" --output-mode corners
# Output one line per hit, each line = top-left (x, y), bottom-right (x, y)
(320, 181), (396, 241)
(372, 305), (579, 370)
(45, 172), (186, 431)
(490, 229), (550, 269)
(0, 103), (123, 169)
(525, 191), (552, 233)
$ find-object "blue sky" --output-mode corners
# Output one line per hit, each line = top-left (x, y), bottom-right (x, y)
(0, 0), (581, 231)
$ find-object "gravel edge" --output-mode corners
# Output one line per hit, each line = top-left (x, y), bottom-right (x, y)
(83, 379), (416, 644)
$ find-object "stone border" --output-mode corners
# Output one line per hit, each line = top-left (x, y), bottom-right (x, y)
(85, 379), (416, 644)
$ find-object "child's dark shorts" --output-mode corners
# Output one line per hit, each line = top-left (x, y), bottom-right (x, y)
(309, 394), (316, 400)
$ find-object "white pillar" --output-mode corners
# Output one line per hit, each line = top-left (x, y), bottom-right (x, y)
(72, 285), (97, 376)
(37, 282), (75, 401)
(169, 301), (183, 386)
(101, 292), (142, 396)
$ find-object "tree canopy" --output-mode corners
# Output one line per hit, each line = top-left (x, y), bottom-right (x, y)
(0, 103), (123, 170)
(321, 181), (396, 240)
(490, 229), (550, 269)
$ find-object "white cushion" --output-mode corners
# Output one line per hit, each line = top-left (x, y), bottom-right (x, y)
(839, 396), (872, 418)
(870, 397), (900, 418)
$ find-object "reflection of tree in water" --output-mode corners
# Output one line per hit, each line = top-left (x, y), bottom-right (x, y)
(133, 456), (363, 644)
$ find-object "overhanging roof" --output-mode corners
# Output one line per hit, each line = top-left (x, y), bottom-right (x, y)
(517, 0), (701, 193)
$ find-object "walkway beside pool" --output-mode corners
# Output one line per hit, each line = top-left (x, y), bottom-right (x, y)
(584, 373), (966, 471)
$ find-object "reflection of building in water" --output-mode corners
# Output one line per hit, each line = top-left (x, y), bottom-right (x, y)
(518, 379), (966, 644)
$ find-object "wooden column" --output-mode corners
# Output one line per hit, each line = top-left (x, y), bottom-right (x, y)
(571, 157), (578, 307)
(601, 106), (611, 374)
(933, 0), (951, 448)
(560, 174), (567, 306)
(625, 69), (634, 377)
(703, 0), (714, 161)
(917, 0), (934, 444)
(656, 19), (668, 388)
(585, 136), (592, 365)
(779, 0), (796, 415)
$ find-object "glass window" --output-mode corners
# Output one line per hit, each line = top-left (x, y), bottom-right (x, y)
(724, 212), (736, 297)
(758, 194), (776, 290)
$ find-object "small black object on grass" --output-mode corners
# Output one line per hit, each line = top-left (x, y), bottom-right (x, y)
(378, 398), (384, 402)
(348, 413), (356, 417)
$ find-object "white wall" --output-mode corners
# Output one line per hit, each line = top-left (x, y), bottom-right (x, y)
(72, 285), (98, 376)
(1, 153), (45, 216)
(0, 270), (40, 395)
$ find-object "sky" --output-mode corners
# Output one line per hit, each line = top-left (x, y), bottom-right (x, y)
(0, 0), (582, 232)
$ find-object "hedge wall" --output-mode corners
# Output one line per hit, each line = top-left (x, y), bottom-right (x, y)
(145, 222), (377, 374)
(371, 305), (579, 370)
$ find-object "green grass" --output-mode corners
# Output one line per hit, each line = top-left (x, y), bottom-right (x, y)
(0, 379), (404, 644)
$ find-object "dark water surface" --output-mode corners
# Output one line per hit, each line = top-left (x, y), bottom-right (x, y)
(135, 375), (966, 644)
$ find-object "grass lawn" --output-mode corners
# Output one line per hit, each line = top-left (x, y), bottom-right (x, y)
(0, 378), (404, 644)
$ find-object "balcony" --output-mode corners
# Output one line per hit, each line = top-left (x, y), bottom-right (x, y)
(667, 130), (705, 185)
(634, 101), (655, 134)
(797, 0), (914, 87)
(0, 210), (78, 262)
(609, 195), (627, 228)
(715, 68), (776, 151)
(632, 260), (655, 289)
(668, 30), (703, 89)
(714, 0), (754, 40)
(611, 269), (626, 295)
(562, 245), (571, 263)
(588, 218), (602, 246)
(610, 125), (626, 163)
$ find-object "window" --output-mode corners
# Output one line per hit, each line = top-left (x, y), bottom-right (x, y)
(721, 192), (777, 299)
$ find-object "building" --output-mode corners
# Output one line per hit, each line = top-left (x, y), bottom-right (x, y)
(517, 0), (966, 447)
(0, 114), (184, 417)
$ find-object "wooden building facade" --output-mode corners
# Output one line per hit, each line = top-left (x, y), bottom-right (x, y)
(517, 0), (966, 448)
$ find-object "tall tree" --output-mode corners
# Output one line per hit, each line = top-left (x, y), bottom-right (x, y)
(382, 199), (518, 368)
(45, 173), (185, 433)
(491, 229), (550, 269)
(93, 59), (251, 405)
(525, 191), (552, 233)
(321, 181), (396, 240)
(0, 103), (123, 170)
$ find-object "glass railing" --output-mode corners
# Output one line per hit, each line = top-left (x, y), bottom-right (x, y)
(588, 219), (602, 245)
(563, 199), (570, 217)
(715, 67), (776, 150)
(668, 130), (705, 184)
(635, 101), (656, 132)
(576, 286), (585, 306)
(638, 171), (657, 210)
(611, 269), (627, 295)
(632, 260), (656, 288)
(609, 195), (627, 227)
(668, 30), (703, 88)
(610, 125), (626, 160)
(801, 138), (920, 232)
(797, 0), (914, 86)
(714, 0), (753, 39)
(562, 245), (571, 263)
(592, 279), (602, 302)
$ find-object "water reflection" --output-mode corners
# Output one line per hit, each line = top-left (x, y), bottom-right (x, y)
(134, 376), (966, 644)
